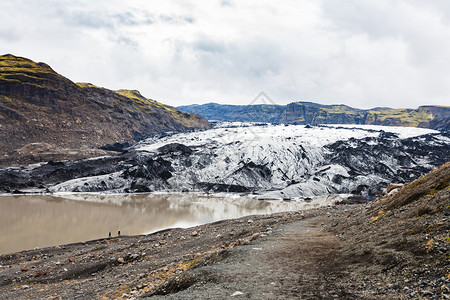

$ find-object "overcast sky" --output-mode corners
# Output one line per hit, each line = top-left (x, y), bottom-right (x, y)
(1, 0), (449, 108)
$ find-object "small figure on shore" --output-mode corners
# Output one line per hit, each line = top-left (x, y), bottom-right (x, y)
(118, 230), (121, 236)
(108, 232), (111, 238)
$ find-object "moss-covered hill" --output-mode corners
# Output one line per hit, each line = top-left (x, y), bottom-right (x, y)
(179, 102), (449, 131)
(0, 54), (209, 166)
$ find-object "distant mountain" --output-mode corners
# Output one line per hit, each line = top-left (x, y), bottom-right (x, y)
(0, 54), (209, 166)
(178, 102), (450, 131)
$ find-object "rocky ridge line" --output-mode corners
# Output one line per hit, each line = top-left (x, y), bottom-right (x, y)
(0, 54), (209, 167)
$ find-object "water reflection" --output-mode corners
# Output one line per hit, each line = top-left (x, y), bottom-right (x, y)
(0, 193), (339, 255)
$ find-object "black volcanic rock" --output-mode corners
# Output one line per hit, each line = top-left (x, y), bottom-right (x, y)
(157, 143), (193, 155)
(0, 54), (209, 166)
(99, 142), (132, 153)
(325, 133), (449, 186)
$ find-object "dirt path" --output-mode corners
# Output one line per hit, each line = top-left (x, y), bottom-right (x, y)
(149, 217), (363, 299)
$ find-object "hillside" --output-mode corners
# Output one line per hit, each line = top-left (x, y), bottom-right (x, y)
(327, 161), (450, 299)
(0, 54), (209, 166)
(178, 102), (450, 131)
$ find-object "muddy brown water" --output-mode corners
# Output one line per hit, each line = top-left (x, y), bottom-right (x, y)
(0, 193), (330, 255)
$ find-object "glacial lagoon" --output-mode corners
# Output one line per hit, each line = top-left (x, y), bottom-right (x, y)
(0, 193), (341, 255)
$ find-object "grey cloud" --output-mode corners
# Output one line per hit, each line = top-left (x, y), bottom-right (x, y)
(159, 14), (195, 25)
(192, 36), (281, 79)
(184, 16), (195, 24)
(319, 1), (401, 38)
(57, 9), (155, 29)
(195, 38), (226, 53)
(114, 12), (138, 26)
(3, 0), (449, 109)
(58, 9), (113, 29)
(221, 0), (232, 7)
(0, 28), (19, 42)
(58, 10), (113, 29)
(115, 35), (139, 48)
(319, 0), (450, 67)
(159, 15), (174, 23)
(319, 0), (450, 42)
(113, 12), (155, 26)
(410, 0), (450, 20)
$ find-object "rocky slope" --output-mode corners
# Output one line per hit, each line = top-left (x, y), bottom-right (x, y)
(327, 161), (450, 299)
(1, 123), (448, 198)
(0, 54), (209, 166)
(179, 102), (450, 131)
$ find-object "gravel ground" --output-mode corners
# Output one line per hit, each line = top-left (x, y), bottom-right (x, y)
(149, 215), (366, 299)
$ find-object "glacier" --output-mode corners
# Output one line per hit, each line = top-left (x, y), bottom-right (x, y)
(0, 123), (448, 199)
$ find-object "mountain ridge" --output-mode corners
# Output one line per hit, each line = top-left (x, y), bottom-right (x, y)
(178, 102), (450, 131)
(0, 54), (209, 166)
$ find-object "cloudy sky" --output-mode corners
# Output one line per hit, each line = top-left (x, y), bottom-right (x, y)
(1, 0), (449, 108)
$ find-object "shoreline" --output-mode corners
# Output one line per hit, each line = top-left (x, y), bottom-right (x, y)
(0, 192), (352, 255)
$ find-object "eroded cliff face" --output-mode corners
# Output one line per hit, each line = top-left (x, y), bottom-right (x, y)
(0, 54), (209, 166)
